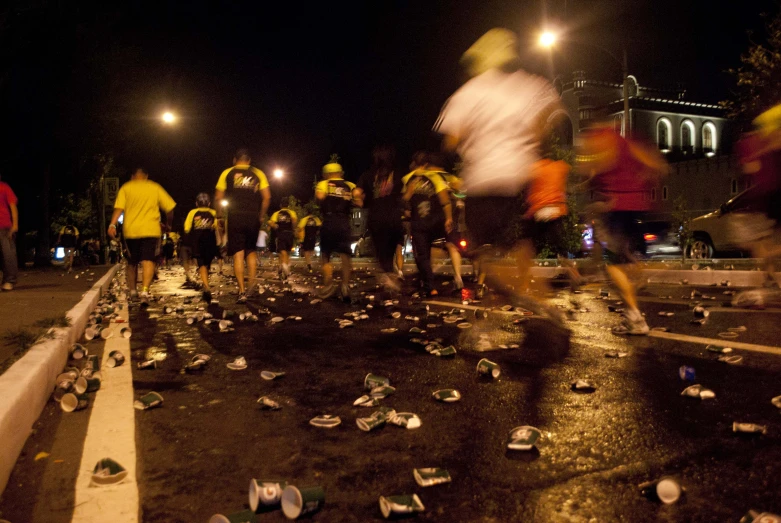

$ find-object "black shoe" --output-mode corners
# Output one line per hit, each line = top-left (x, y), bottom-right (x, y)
(202, 290), (212, 304)
(476, 284), (487, 299)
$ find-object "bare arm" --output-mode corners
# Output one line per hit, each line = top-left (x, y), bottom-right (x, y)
(10, 203), (18, 234)
(214, 189), (225, 217)
(165, 210), (174, 230)
(108, 208), (123, 239)
(260, 187), (271, 223)
(437, 190), (453, 232)
(352, 187), (364, 209)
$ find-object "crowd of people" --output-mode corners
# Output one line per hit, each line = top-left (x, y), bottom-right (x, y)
(98, 27), (781, 336)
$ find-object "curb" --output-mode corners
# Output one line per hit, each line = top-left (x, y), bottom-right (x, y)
(0, 264), (120, 495)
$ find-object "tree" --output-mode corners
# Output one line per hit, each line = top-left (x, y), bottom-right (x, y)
(724, 8), (781, 127)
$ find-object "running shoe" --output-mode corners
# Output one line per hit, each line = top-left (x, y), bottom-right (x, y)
(139, 291), (151, 307)
(129, 290), (138, 301)
(1, 282), (13, 291)
(732, 289), (768, 309)
(612, 310), (649, 335)
(202, 290), (212, 305)
(476, 284), (487, 299)
(318, 283), (338, 300)
(454, 276), (464, 290)
(237, 292), (248, 304)
(341, 283), (352, 303)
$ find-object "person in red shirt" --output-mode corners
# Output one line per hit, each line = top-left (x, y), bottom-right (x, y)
(0, 174), (19, 291)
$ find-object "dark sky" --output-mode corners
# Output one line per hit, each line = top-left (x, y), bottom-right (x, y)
(1, 0), (777, 229)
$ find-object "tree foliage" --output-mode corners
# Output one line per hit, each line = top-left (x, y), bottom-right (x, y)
(724, 8), (781, 126)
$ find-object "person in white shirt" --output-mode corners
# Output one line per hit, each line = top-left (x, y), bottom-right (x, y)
(256, 228), (268, 267)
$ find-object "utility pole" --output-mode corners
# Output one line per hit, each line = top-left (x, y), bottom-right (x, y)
(622, 48), (630, 137)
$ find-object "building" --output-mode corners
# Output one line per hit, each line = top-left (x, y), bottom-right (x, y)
(554, 71), (742, 219)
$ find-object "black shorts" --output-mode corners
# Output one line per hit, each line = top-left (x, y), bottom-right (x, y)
(276, 230), (295, 252)
(320, 219), (352, 258)
(302, 234), (317, 252)
(180, 245), (192, 259)
(527, 217), (567, 257)
(227, 214), (261, 256)
(603, 211), (644, 264)
(465, 195), (524, 250)
(124, 237), (160, 265)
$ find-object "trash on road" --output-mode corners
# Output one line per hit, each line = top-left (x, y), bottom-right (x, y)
(728, 326), (748, 333)
(718, 355), (744, 365)
(70, 343), (87, 360)
(678, 366), (696, 381)
(106, 350), (125, 367)
(456, 322), (472, 329)
(432, 389), (461, 402)
(309, 415), (341, 428)
(91, 458), (128, 486)
(477, 358), (500, 378)
(658, 311), (674, 317)
(380, 328), (398, 333)
(257, 396), (281, 410)
(605, 351), (629, 358)
(120, 327), (132, 338)
(431, 345), (457, 357)
(379, 494), (425, 519)
(387, 412), (422, 429)
(733, 422), (767, 435)
(365, 373), (390, 390)
(370, 385), (395, 399)
(134, 391), (164, 410)
(249, 479), (288, 510)
(740, 510), (781, 523)
(281, 485), (325, 519)
(357, 408), (394, 432)
(208, 510), (257, 523)
(571, 379), (596, 393)
(60, 393), (89, 412)
(693, 306), (710, 319)
(137, 359), (157, 370)
(413, 468), (451, 487)
(681, 384), (716, 400)
(227, 356), (248, 370)
(354, 395), (380, 408)
(639, 477), (683, 504)
(772, 395), (781, 409)
(718, 331), (739, 339)
(507, 426), (541, 451)
(260, 370), (286, 380)
(706, 345), (732, 354)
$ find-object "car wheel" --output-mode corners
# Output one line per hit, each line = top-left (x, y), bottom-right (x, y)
(687, 238), (714, 259)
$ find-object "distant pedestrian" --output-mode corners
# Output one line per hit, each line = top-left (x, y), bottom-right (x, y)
(0, 173), (19, 291)
(256, 228), (269, 266)
(215, 148), (271, 304)
(357, 145), (405, 292)
(297, 214), (321, 273)
(57, 219), (79, 271)
(268, 197), (298, 281)
(315, 159), (363, 300)
(108, 168), (176, 303)
(184, 192), (218, 304)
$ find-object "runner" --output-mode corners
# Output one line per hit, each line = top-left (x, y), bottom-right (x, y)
(315, 159), (363, 300)
(214, 148), (271, 304)
(268, 198), (298, 281)
(402, 152), (454, 297)
(183, 193), (218, 304)
(57, 220), (79, 272)
(256, 228), (269, 267)
(357, 145), (405, 292)
(108, 168), (176, 304)
(577, 118), (667, 334)
(297, 214), (321, 273)
(433, 28), (565, 318)
(0, 173), (18, 291)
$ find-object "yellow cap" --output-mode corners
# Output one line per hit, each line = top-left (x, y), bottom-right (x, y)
(322, 162), (343, 175)
(461, 28), (520, 78)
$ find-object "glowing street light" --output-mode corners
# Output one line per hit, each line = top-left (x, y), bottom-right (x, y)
(273, 168), (284, 179)
(220, 199), (228, 207)
(539, 31), (556, 48)
(161, 111), (177, 124)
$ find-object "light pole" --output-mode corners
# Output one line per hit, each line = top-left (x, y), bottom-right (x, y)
(539, 31), (630, 137)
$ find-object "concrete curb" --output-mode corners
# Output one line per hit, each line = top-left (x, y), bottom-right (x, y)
(0, 264), (120, 495)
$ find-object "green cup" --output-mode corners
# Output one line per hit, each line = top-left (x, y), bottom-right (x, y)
(364, 373), (390, 390)
(379, 494), (425, 519)
(60, 393), (89, 412)
(87, 354), (101, 372)
(86, 376), (101, 393)
(91, 458), (128, 485)
(281, 485), (325, 519)
(73, 376), (88, 394)
(70, 343), (87, 360)
(106, 350), (125, 368)
(133, 391), (164, 410)
(208, 510), (257, 523)
(356, 411), (388, 432)
(477, 358), (500, 379)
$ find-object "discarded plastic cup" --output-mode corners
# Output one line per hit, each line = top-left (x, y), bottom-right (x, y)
(256, 396), (281, 410)
(379, 494), (425, 519)
(678, 366), (696, 381)
(640, 477), (683, 504)
(70, 344), (87, 360)
(249, 479), (287, 511)
(365, 373), (390, 390)
(281, 485), (325, 519)
(740, 510), (781, 523)
(106, 350), (125, 368)
(137, 359), (157, 370)
(260, 370), (285, 381)
(432, 389), (461, 402)
(388, 412), (421, 429)
(100, 327), (113, 340)
(309, 415), (341, 428)
(357, 410), (390, 432)
(507, 426), (541, 450)
(733, 422), (767, 435)
(119, 327), (132, 339)
(477, 358), (500, 379)
(60, 393), (89, 412)
(208, 510), (258, 523)
(571, 379), (597, 393)
(134, 391), (163, 410)
(413, 468), (451, 487)
(91, 458), (128, 486)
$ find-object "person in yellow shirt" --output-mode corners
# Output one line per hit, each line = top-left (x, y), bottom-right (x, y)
(108, 168), (176, 303)
(214, 148), (271, 304)
(184, 193), (218, 304)
(268, 198), (298, 280)
(297, 214), (321, 273)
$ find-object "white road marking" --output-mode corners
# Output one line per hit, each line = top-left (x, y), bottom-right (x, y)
(648, 330), (781, 355)
(423, 300), (519, 316)
(72, 298), (139, 523)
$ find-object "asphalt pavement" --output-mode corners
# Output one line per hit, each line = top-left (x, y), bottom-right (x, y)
(1, 263), (779, 522)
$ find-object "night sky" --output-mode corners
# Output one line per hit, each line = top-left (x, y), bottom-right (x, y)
(1, 0), (777, 233)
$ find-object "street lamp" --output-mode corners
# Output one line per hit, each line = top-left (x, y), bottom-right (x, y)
(221, 199), (228, 208)
(273, 168), (284, 179)
(539, 30), (630, 137)
(161, 111), (177, 125)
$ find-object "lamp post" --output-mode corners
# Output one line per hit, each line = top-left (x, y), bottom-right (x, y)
(539, 31), (630, 137)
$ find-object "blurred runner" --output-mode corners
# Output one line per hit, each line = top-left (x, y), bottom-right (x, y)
(183, 192), (218, 303)
(315, 159), (363, 300)
(108, 168), (176, 304)
(57, 219), (79, 272)
(214, 148), (271, 303)
(268, 198), (298, 281)
(433, 28), (564, 319)
(577, 118), (667, 334)
(402, 152), (454, 297)
(0, 173), (18, 291)
(298, 214), (321, 273)
(357, 145), (405, 292)
(256, 228), (269, 267)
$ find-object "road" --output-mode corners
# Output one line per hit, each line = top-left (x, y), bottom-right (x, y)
(1, 264), (780, 522)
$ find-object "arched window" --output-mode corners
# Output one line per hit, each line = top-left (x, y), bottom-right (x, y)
(657, 118), (672, 152)
(702, 121), (717, 155)
(681, 120), (695, 154)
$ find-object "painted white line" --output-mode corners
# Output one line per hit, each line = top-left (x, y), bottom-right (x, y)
(423, 300), (519, 316)
(648, 330), (781, 356)
(72, 297), (139, 523)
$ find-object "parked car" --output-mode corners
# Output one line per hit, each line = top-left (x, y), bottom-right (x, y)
(688, 186), (760, 259)
(578, 219), (680, 259)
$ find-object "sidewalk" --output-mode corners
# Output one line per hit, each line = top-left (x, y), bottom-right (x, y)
(0, 266), (112, 370)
